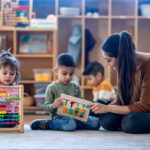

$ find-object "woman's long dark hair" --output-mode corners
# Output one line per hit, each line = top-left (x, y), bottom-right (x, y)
(101, 31), (136, 105)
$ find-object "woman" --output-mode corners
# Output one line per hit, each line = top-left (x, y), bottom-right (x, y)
(90, 31), (150, 133)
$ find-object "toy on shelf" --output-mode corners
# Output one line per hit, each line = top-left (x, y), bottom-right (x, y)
(19, 34), (48, 54)
(13, 0), (29, 27)
(33, 69), (52, 82)
(2, 0), (29, 27)
(2, 0), (19, 26)
(34, 83), (49, 107)
(0, 85), (24, 133)
(31, 15), (57, 29)
(57, 94), (90, 122)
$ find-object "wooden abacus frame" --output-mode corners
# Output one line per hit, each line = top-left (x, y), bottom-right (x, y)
(0, 85), (24, 133)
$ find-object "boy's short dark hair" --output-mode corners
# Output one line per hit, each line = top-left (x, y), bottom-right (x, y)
(56, 53), (76, 67)
(83, 61), (104, 76)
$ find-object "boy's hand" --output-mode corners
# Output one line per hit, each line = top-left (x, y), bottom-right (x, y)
(51, 98), (64, 109)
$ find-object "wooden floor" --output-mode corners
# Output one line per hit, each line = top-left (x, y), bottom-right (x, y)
(24, 114), (49, 124)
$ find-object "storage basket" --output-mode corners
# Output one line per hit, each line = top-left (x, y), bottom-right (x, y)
(33, 68), (52, 82)
(60, 7), (80, 16)
(34, 94), (45, 107)
(23, 93), (34, 107)
(141, 4), (150, 16)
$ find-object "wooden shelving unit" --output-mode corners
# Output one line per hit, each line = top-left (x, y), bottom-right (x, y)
(56, 0), (150, 100)
(0, 0), (57, 111)
(24, 106), (43, 110)
(0, 0), (150, 109)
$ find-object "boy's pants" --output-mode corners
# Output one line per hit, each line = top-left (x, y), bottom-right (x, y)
(49, 115), (100, 131)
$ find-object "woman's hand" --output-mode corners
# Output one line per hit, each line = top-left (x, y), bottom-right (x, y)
(90, 102), (131, 115)
(90, 103), (109, 114)
(51, 98), (64, 109)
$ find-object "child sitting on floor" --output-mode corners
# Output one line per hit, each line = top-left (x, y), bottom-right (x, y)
(83, 61), (116, 105)
(0, 50), (20, 127)
(31, 53), (100, 131)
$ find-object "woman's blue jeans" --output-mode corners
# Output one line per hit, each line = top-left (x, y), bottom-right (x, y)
(99, 112), (150, 133)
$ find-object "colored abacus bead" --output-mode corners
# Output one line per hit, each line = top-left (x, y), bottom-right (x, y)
(74, 113), (78, 116)
(80, 112), (84, 116)
(75, 107), (79, 111)
(14, 115), (20, 118)
(79, 115), (83, 118)
(86, 105), (89, 109)
(80, 108), (85, 112)
(70, 101), (74, 105)
(69, 108), (73, 112)
(74, 110), (78, 114)
(0, 118), (4, 121)
(0, 90), (6, 93)
(62, 107), (67, 113)
(68, 112), (72, 115)
(1, 111), (6, 114)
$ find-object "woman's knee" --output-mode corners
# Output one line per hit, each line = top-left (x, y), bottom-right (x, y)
(100, 113), (123, 131)
(121, 112), (141, 133)
(88, 116), (100, 130)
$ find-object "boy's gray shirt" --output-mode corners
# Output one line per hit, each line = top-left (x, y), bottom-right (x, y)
(44, 81), (82, 119)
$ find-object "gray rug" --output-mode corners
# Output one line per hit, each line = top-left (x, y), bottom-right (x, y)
(0, 124), (150, 150)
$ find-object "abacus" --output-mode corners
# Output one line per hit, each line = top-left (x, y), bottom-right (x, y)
(57, 94), (90, 122)
(0, 85), (24, 133)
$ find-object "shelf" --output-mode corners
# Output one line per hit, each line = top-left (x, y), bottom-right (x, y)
(15, 54), (54, 58)
(20, 80), (51, 84)
(15, 28), (57, 31)
(0, 27), (56, 31)
(84, 16), (109, 19)
(138, 16), (150, 19)
(24, 106), (44, 110)
(58, 15), (109, 19)
(111, 16), (136, 19)
(58, 15), (82, 19)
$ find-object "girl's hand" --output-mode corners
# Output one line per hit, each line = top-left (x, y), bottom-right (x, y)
(51, 98), (64, 109)
(90, 103), (109, 114)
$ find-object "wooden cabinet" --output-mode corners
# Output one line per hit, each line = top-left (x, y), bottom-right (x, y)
(0, 0), (150, 109)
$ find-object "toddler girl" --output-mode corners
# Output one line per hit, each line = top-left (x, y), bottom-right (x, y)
(0, 50), (20, 127)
